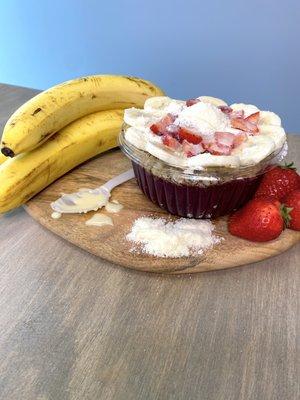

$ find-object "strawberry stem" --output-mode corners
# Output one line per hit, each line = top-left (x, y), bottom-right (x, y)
(282, 162), (297, 170)
(280, 204), (293, 227)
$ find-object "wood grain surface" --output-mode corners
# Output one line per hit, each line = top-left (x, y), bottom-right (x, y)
(0, 84), (299, 400)
(25, 150), (300, 274)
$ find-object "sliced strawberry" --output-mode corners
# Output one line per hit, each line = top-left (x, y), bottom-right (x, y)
(245, 111), (260, 124)
(178, 127), (202, 144)
(201, 139), (211, 151)
(230, 118), (248, 131)
(186, 98), (201, 107)
(233, 132), (247, 147)
(230, 117), (259, 134)
(182, 140), (204, 157)
(230, 111), (259, 134)
(192, 143), (205, 155)
(215, 132), (235, 148)
(218, 106), (233, 114)
(182, 140), (194, 156)
(245, 120), (259, 134)
(162, 134), (180, 150)
(150, 113), (176, 135)
(166, 124), (180, 135)
(206, 142), (232, 156)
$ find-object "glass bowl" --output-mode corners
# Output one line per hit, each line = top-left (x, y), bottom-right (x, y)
(119, 126), (287, 218)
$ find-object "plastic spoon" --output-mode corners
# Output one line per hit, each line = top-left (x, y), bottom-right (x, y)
(51, 169), (134, 214)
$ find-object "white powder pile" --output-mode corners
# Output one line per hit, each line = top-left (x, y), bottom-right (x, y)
(126, 217), (222, 258)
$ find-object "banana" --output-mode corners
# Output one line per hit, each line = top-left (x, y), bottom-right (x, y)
(0, 153), (7, 165)
(0, 109), (124, 213)
(258, 111), (281, 126)
(198, 96), (227, 107)
(1, 75), (164, 157)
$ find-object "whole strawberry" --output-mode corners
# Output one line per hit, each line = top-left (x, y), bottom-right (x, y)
(255, 162), (300, 201)
(283, 189), (300, 230)
(228, 197), (285, 242)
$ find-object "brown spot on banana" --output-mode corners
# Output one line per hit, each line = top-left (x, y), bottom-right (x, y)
(61, 142), (76, 151)
(1, 147), (15, 157)
(31, 107), (42, 116)
(125, 77), (143, 87)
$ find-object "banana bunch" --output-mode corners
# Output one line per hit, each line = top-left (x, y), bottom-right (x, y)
(0, 75), (164, 213)
(0, 153), (6, 165)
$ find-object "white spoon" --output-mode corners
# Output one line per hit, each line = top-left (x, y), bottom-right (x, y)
(51, 169), (135, 214)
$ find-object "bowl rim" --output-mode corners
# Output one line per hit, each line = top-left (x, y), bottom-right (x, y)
(119, 125), (288, 181)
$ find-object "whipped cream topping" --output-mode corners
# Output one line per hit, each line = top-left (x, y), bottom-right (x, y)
(123, 96), (286, 169)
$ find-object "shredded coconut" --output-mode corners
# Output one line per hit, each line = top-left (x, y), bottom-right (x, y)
(126, 217), (222, 258)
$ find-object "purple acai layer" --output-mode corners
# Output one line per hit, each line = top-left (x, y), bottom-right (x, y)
(132, 162), (262, 218)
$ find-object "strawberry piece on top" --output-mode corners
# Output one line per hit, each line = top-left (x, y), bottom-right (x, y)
(218, 106), (233, 114)
(186, 98), (201, 107)
(230, 117), (259, 134)
(233, 132), (247, 147)
(206, 142), (232, 156)
(245, 111), (260, 124)
(150, 113), (176, 135)
(162, 134), (180, 150)
(215, 132), (235, 148)
(178, 127), (203, 144)
(182, 140), (204, 157)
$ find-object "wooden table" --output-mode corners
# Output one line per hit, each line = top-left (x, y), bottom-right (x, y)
(0, 84), (299, 400)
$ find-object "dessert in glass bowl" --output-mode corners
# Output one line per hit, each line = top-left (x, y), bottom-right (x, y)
(119, 96), (287, 218)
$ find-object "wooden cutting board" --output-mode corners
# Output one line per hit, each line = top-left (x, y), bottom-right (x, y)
(25, 149), (300, 274)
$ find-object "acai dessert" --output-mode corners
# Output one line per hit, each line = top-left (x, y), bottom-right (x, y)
(119, 96), (287, 218)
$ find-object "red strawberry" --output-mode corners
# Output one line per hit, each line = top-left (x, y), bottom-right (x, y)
(228, 197), (285, 242)
(166, 124), (180, 135)
(178, 127), (202, 144)
(218, 106), (233, 114)
(206, 142), (232, 155)
(230, 117), (249, 131)
(182, 140), (204, 157)
(283, 189), (300, 230)
(150, 114), (176, 135)
(162, 134), (180, 150)
(186, 98), (200, 107)
(215, 131), (235, 148)
(230, 117), (259, 134)
(245, 111), (260, 124)
(233, 131), (247, 147)
(255, 162), (300, 201)
(204, 132), (235, 155)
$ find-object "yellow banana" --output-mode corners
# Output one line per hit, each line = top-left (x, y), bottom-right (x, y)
(0, 153), (7, 165)
(1, 75), (164, 156)
(0, 109), (124, 213)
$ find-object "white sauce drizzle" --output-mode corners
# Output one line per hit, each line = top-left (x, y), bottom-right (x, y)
(85, 214), (113, 227)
